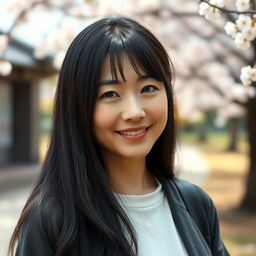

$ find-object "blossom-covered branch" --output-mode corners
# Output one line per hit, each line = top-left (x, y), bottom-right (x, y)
(199, 0), (256, 86)
(199, 0), (256, 15)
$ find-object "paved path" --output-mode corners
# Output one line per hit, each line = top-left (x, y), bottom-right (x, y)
(175, 143), (210, 185)
(0, 144), (210, 255)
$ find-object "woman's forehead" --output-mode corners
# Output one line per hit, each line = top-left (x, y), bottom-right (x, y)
(100, 53), (146, 81)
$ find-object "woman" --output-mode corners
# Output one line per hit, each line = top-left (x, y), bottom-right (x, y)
(9, 16), (229, 256)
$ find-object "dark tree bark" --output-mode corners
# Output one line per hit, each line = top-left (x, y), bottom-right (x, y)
(197, 123), (208, 143)
(240, 97), (256, 212)
(227, 118), (239, 152)
(239, 36), (256, 212)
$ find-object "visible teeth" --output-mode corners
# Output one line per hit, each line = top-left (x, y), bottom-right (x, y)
(120, 129), (145, 136)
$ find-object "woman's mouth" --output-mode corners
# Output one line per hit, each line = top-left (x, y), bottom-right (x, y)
(119, 128), (146, 136)
(116, 126), (150, 141)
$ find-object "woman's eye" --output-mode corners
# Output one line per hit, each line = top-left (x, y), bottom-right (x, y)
(141, 85), (159, 93)
(100, 91), (119, 99)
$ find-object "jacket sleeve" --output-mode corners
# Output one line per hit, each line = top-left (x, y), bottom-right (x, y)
(15, 207), (55, 256)
(173, 178), (229, 256)
(192, 183), (229, 256)
(207, 195), (230, 256)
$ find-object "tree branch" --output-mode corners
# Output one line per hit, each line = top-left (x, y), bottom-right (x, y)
(199, 0), (256, 15)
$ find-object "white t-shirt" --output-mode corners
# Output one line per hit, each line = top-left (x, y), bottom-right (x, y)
(115, 180), (188, 256)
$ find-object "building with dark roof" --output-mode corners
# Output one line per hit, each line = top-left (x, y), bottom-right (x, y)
(0, 37), (56, 165)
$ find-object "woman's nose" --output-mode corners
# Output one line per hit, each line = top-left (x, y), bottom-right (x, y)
(121, 97), (146, 121)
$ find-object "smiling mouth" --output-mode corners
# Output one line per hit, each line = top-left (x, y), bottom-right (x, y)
(119, 128), (146, 136)
(115, 126), (151, 139)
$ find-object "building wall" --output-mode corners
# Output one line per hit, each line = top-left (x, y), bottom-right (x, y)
(0, 80), (12, 165)
(0, 78), (40, 166)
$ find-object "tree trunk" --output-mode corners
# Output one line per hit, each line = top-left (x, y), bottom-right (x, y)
(198, 123), (208, 143)
(240, 97), (256, 212)
(227, 118), (239, 152)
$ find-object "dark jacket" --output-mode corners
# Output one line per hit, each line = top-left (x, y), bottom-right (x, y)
(16, 178), (229, 256)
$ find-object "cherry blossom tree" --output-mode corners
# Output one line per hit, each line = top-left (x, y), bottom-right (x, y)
(198, 0), (256, 212)
(0, 0), (255, 212)
(143, 1), (253, 152)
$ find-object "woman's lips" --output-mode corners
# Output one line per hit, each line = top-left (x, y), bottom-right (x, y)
(116, 126), (150, 141)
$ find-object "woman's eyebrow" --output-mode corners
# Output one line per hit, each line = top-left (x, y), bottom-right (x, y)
(98, 75), (154, 87)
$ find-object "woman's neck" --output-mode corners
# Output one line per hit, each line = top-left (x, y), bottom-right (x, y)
(103, 156), (157, 195)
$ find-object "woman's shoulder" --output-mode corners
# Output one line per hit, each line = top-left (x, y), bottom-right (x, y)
(26, 195), (60, 217)
(172, 178), (210, 195)
(167, 178), (216, 234)
(168, 178), (214, 211)
(16, 197), (62, 255)
(168, 180), (229, 255)
(24, 197), (63, 235)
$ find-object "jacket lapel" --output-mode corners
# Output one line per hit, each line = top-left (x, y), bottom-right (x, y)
(162, 179), (212, 256)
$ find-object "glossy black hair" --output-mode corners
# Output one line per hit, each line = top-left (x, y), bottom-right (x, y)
(9, 15), (176, 256)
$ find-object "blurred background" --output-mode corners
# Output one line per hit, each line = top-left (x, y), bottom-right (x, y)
(0, 0), (256, 255)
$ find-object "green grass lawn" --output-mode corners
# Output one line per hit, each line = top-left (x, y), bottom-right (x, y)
(178, 131), (248, 153)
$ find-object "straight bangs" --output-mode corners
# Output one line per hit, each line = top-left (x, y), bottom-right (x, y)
(105, 29), (173, 87)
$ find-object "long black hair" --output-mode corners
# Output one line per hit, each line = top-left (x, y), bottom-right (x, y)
(9, 15), (176, 256)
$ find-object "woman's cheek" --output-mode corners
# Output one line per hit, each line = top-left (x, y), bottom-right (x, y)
(94, 103), (118, 130)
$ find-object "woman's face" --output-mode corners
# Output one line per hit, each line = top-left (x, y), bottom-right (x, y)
(93, 54), (168, 161)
